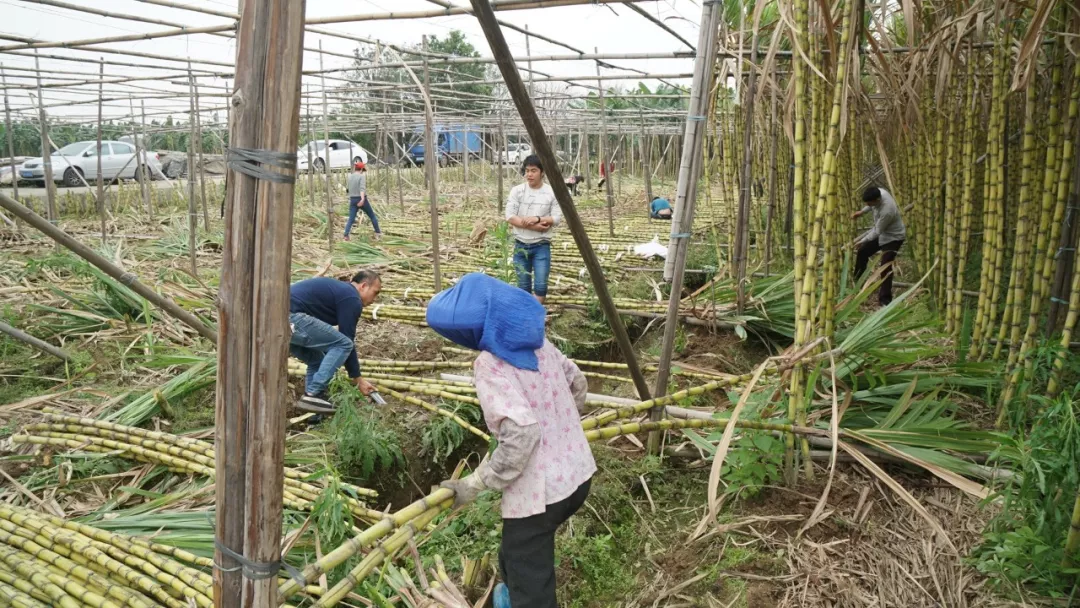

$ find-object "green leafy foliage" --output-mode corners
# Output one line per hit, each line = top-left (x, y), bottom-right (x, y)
(714, 431), (784, 498)
(974, 385), (1080, 599)
(330, 392), (406, 480)
(420, 402), (482, 462)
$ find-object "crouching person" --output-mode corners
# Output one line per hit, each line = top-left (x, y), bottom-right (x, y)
(427, 273), (594, 608)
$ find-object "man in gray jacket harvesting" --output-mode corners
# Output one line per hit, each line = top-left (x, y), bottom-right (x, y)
(851, 186), (906, 306)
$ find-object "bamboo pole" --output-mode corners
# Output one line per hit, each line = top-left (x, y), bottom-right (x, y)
(187, 69), (199, 276)
(0, 65), (18, 227)
(95, 59), (105, 243)
(33, 51), (57, 227)
(0, 320), (71, 362)
(193, 77), (210, 231)
(305, 89), (315, 210)
(215, 1), (304, 607)
(320, 41), (332, 251)
(649, 0), (721, 454)
(0, 191), (217, 341)
(640, 108), (652, 204)
(423, 35), (442, 291)
(468, 0), (653, 404)
(138, 100), (152, 219)
(0, 23), (237, 52)
(497, 112), (505, 213)
(596, 49), (615, 237)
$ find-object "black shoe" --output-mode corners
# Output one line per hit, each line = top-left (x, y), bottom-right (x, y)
(298, 393), (335, 413)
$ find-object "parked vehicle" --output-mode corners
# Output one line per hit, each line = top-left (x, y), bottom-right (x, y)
(406, 143), (449, 168)
(499, 142), (533, 166)
(439, 128), (483, 160)
(18, 140), (162, 188)
(297, 139), (369, 172)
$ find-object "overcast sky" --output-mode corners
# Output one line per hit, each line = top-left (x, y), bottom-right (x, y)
(1, 0), (704, 123)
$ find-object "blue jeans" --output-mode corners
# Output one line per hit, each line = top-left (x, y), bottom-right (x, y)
(288, 312), (354, 396)
(513, 240), (551, 297)
(345, 196), (380, 236)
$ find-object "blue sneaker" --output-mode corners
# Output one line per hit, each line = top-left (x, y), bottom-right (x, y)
(493, 582), (510, 608)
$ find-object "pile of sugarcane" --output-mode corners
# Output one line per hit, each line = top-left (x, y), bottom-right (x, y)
(13, 412), (383, 527)
(0, 502), (215, 608)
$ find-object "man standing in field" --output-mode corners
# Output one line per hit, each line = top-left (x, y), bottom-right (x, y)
(506, 155), (562, 304)
(851, 186), (906, 306)
(288, 270), (381, 412)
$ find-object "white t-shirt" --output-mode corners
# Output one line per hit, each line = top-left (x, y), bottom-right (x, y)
(505, 182), (563, 244)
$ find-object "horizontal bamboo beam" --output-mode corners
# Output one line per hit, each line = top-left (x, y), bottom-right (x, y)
(0, 24), (237, 52)
(308, 0), (652, 24)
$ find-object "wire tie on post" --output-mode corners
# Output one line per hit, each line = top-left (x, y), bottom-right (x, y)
(1051, 297), (1069, 305)
(672, 232), (692, 239)
(226, 147), (297, 184)
(213, 539), (306, 588)
(118, 272), (138, 286)
(686, 115), (706, 122)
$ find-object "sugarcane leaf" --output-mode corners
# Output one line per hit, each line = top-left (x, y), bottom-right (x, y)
(681, 429), (717, 455)
(879, 375), (919, 429)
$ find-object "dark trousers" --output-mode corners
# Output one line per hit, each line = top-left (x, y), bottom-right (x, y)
(854, 239), (904, 306)
(500, 478), (591, 608)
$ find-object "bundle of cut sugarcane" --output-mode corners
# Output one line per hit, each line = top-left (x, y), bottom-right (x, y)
(0, 502), (214, 608)
(14, 413), (381, 525)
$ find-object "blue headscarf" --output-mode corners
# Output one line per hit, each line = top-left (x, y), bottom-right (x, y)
(425, 273), (546, 370)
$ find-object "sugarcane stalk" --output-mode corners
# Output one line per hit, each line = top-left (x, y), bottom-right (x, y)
(278, 489), (454, 601)
(311, 503), (450, 608)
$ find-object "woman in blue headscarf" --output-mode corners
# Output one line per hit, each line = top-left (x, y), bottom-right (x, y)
(426, 273), (594, 608)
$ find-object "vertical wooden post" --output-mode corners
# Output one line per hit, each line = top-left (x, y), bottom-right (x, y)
(139, 100), (153, 218)
(469, 0), (652, 403)
(320, 41), (332, 251)
(596, 50), (614, 236)
(187, 70), (199, 275)
(33, 50), (57, 227)
(497, 112), (505, 212)
(649, 0), (722, 454)
(616, 135), (623, 198)
(640, 109), (652, 206)
(735, 26), (760, 314)
(423, 35), (442, 290)
(96, 60), (105, 243)
(1, 65), (19, 229)
(382, 93), (391, 208)
(525, 25), (534, 99)
(215, 1), (305, 607)
(464, 127), (471, 205)
(305, 88), (315, 210)
(193, 75), (210, 230)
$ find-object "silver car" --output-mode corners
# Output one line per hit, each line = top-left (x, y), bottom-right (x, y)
(18, 140), (163, 187)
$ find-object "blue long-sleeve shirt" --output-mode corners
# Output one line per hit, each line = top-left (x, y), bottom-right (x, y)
(289, 277), (363, 378)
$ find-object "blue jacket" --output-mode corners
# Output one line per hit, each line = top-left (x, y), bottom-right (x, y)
(289, 278), (362, 377)
(650, 198), (672, 215)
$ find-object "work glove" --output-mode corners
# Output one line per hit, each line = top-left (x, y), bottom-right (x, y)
(439, 473), (487, 508)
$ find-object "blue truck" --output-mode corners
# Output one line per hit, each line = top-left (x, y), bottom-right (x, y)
(407, 126), (483, 166)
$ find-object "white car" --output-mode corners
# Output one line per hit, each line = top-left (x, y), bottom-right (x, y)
(500, 143), (532, 166)
(297, 139), (369, 172)
(18, 140), (162, 187)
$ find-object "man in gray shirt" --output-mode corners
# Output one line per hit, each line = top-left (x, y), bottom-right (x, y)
(344, 161), (380, 241)
(851, 186), (906, 306)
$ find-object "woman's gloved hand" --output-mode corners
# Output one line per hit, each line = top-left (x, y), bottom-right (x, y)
(439, 473), (487, 508)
